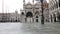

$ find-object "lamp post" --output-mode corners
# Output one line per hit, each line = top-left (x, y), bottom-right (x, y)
(40, 0), (44, 24)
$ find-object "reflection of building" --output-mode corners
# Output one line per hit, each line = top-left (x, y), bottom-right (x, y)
(20, 0), (49, 23)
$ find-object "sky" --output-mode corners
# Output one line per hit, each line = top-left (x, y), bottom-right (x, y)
(0, 0), (49, 13)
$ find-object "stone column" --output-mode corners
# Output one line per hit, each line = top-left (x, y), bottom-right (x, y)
(50, 15), (52, 22)
(25, 18), (27, 22)
(56, 12), (60, 22)
(55, 13), (57, 22)
(53, 14), (56, 22)
(33, 18), (34, 23)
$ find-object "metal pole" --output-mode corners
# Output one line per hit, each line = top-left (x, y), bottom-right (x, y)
(40, 0), (44, 24)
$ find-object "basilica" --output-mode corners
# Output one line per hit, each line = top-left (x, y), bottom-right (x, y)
(20, 0), (49, 23)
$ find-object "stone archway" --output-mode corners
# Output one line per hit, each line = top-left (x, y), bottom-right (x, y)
(57, 14), (60, 21)
(26, 12), (33, 22)
(36, 16), (38, 22)
(57, 12), (60, 22)
(57, 15), (60, 20)
(26, 12), (33, 17)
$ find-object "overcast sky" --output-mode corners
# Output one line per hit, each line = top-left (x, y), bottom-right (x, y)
(0, 0), (49, 13)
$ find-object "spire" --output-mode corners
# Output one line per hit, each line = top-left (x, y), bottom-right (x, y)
(23, 0), (25, 4)
(15, 9), (18, 14)
(33, 0), (34, 4)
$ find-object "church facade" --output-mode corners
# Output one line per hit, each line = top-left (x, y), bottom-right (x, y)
(20, 0), (49, 23)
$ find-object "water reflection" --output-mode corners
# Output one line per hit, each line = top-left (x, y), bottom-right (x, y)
(0, 22), (60, 34)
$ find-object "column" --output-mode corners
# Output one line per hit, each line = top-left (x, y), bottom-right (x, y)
(25, 18), (27, 22)
(53, 14), (56, 22)
(32, 17), (34, 23)
(51, 15), (53, 22)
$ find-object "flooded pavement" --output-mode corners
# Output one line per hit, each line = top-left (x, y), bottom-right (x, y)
(0, 22), (60, 34)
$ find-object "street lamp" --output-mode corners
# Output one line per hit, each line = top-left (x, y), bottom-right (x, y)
(40, 0), (44, 24)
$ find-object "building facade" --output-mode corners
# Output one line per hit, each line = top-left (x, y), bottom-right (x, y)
(0, 11), (20, 22)
(48, 0), (60, 22)
(20, 0), (49, 23)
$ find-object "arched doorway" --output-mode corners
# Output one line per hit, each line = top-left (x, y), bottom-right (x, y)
(35, 11), (39, 23)
(57, 12), (60, 22)
(36, 16), (38, 22)
(57, 14), (60, 21)
(57, 15), (60, 19)
(26, 12), (33, 22)
(26, 12), (33, 17)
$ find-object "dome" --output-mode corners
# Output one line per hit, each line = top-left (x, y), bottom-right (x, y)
(26, 2), (32, 5)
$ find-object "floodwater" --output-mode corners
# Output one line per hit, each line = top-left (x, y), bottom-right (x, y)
(0, 22), (60, 34)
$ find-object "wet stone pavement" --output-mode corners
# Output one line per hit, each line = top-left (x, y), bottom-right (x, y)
(0, 22), (60, 34)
